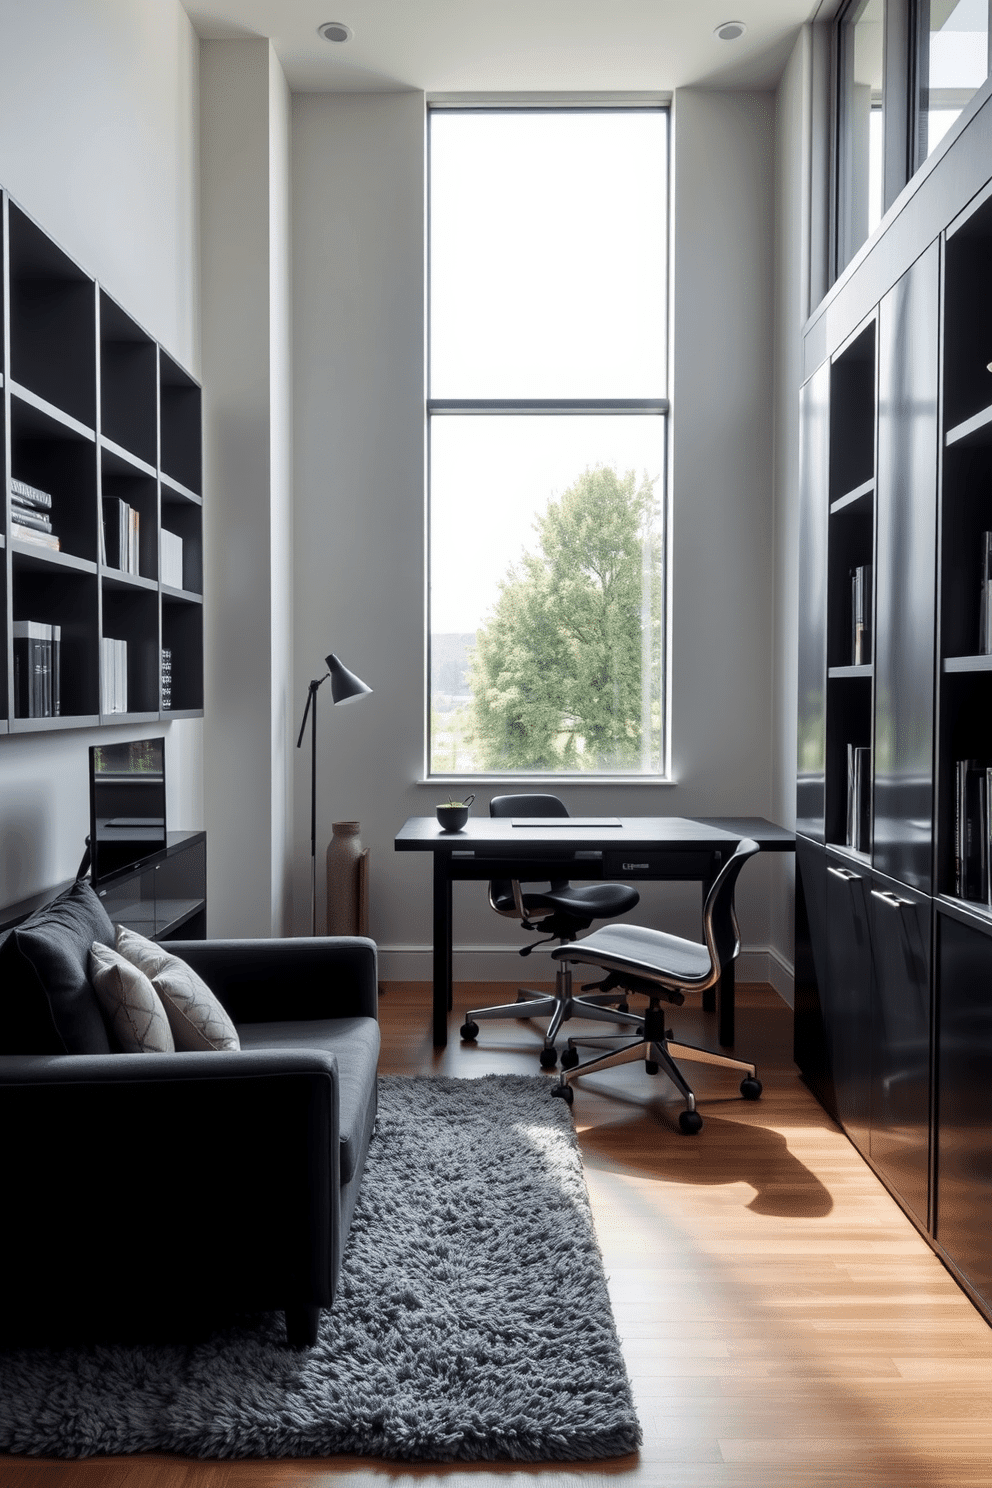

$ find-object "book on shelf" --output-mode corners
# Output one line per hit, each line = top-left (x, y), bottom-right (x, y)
(851, 563), (872, 665)
(102, 497), (141, 575)
(11, 523), (60, 550)
(954, 759), (988, 902)
(161, 646), (172, 710)
(160, 529), (184, 590)
(100, 637), (128, 715)
(10, 477), (53, 510)
(846, 744), (871, 852)
(12, 620), (61, 719)
(10, 503), (53, 533)
(980, 531), (992, 655)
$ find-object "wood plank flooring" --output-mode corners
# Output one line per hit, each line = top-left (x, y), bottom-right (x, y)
(6, 980), (992, 1488)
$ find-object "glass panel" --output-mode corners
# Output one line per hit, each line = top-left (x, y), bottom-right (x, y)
(838, 0), (886, 271)
(429, 415), (666, 775)
(429, 111), (667, 400)
(920, 0), (990, 159)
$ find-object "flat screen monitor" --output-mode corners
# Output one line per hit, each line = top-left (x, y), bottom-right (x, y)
(88, 737), (167, 883)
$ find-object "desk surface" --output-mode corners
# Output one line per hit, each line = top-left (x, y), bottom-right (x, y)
(395, 814), (794, 854)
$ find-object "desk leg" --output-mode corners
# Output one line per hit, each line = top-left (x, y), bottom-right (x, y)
(433, 854), (452, 1047)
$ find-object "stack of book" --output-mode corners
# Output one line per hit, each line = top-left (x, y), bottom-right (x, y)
(101, 497), (141, 575)
(10, 478), (59, 551)
(13, 621), (61, 718)
(851, 563), (872, 664)
(100, 637), (128, 714)
(160, 529), (184, 589)
(979, 531), (992, 655)
(846, 743), (871, 852)
(954, 759), (991, 904)
(161, 647), (172, 710)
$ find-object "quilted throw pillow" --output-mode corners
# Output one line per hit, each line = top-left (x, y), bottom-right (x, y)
(115, 925), (240, 1052)
(89, 942), (175, 1054)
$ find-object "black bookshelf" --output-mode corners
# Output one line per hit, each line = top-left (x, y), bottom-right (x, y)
(1, 190), (203, 730)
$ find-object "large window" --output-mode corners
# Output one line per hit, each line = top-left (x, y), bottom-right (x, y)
(428, 107), (669, 777)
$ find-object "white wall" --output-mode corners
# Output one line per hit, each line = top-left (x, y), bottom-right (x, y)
(291, 89), (781, 980)
(0, 0), (202, 912)
(199, 39), (293, 937)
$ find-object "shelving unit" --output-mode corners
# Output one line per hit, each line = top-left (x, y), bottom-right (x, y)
(1, 190), (203, 731)
(824, 318), (877, 856)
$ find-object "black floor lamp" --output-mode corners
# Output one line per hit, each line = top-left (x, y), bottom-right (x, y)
(296, 652), (372, 935)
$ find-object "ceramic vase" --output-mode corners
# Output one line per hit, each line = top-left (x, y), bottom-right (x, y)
(326, 820), (363, 935)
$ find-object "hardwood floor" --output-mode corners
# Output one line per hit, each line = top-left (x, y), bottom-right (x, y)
(7, 980), (992, 1487)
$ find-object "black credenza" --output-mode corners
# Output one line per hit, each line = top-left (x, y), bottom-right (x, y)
(796, 93), (992, 1325)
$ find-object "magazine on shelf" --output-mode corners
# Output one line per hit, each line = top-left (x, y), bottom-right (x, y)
(160, 529), (183, 589)
(100, 637), (128, 715)
(955, 759), (988, 902)
(10, 503), (53, 533)
(846, 743), (871, 852)
(161, 647), (172, 710)
(851, 564), (872, 665)
(11, 523), (60, 550)
(980, 531), (992, 655)
(10, 477), (53, 510)
(12, 621), (61, 719)
(102, 498), (140, 575)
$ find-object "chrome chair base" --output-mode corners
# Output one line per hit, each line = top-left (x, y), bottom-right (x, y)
(460, 961), (639, 1068)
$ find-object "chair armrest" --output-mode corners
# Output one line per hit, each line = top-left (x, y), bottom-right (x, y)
(159, 936), (379, 1023)
(0, 1048), (341, 1311)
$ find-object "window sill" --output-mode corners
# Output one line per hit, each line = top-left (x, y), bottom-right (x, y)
(419, 774), (676, 788)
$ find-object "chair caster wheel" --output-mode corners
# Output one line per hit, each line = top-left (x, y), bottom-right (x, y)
(616, 1000), (629, 1014)
(740, 1077), (762, 1100)
(679, 1110), (703, 1135)
(459, 1020), (479, 1042)
(539, 1046), (558, 1069)
(551, 1083), (574, 1105)
(560, 1047), (580, 1070)
(645, 1060), (659, 1075)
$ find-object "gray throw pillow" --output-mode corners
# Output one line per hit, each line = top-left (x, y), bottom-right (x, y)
(89, 942), (175, 1054)
(115, 925), (240, 1052)
(0, 880), (115, 1054)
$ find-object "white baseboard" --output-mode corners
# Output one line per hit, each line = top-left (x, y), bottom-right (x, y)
(377, 943), (796, 1004)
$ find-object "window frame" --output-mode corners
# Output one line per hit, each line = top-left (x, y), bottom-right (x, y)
(425, 101), (673, 784)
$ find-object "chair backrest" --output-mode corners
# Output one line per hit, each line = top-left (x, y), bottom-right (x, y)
(488, 794), (570, 916)
(701, 838), (760, 975)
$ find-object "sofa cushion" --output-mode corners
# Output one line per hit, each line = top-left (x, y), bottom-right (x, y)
(115, 926), (240, 1052)
(0, 880), (114, 1054)
(237, 1017), (379, 1184)
(89, 942), (175, 1054)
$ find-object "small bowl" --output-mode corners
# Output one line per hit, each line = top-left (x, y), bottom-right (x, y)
(436, 796), (473, 831)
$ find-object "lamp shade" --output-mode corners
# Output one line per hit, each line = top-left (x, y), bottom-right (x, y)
(326, 653), (372, 704)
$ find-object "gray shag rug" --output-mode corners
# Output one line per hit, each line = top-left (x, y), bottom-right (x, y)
(0, 1074), (640, 1463)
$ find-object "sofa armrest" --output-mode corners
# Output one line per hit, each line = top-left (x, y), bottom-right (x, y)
(160, 936), (378, 1024)
(0, 1048), (341, 1314)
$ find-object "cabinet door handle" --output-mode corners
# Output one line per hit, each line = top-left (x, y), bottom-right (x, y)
(828, 866), (860, 882)
(871, 888), (912, 909)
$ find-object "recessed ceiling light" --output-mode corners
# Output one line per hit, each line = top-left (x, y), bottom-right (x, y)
(714, 20), (747, 40)
(318, 20), (352, 42)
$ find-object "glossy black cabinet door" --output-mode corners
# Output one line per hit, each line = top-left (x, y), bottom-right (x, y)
(794, 835), (832, 1105)
(935, 910), (992, 1311)
(873, 244), (939, 891)
(869, 872), (932, 1226)
(797, 362), (830, 841)
(825, 852), (873, 1152)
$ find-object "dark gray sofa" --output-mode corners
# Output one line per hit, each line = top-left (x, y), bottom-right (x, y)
(0, 881), (379, 1348)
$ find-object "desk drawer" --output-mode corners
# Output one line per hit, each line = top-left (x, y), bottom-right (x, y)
(603, 850), (713, 880)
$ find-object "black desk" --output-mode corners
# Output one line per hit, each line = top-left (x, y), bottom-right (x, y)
(395, 814), (794, 1047)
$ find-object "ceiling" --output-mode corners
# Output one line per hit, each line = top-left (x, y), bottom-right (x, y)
(180, 0), (821, 95)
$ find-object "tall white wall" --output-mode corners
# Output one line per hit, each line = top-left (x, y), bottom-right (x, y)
(0, 0), (202, 911)
(291, 89), (780, 979)
(199, 39), (293, 937)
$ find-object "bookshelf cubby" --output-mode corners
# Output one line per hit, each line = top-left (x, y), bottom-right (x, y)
(824, 318), (877, 856)
(1, 188), (203, 730)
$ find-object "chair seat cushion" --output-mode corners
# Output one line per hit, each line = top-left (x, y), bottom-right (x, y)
(237, 1017), (379, 1184)
(529, 882), (640, 919)
(561, 922), (712, 984)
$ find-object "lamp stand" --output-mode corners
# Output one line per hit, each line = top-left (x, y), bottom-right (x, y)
(296, 674), (328, 936)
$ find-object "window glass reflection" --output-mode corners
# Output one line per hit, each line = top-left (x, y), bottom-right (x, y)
(922, 0), (989, 158)
(839, 0), (885, 270)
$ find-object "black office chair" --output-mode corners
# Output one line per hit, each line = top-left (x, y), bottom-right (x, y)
(550, 837), (762, 1132)
(459, 794), (641, 1068)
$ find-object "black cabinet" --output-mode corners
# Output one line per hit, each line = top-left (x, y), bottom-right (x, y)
(869, 872), (931, 1228)
(825, 851), (873, 1152)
